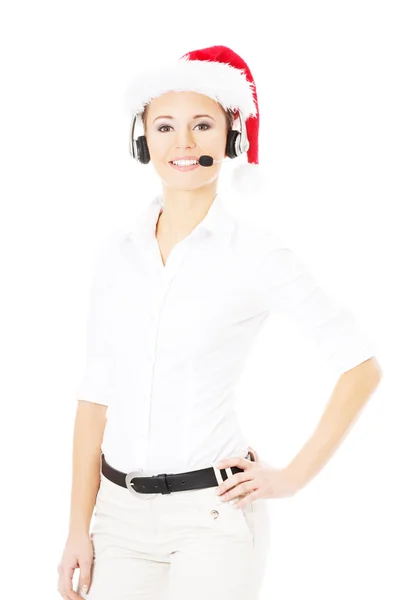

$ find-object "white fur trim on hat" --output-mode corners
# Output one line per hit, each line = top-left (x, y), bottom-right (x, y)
(124, 58), (258, 120)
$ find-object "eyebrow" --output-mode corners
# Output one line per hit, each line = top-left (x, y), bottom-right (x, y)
(153, 114), (216, 123)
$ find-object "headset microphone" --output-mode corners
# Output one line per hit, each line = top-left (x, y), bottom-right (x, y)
(198, 155), (224, 167)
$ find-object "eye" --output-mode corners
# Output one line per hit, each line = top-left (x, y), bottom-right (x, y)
(194, 123), (211, 131)
(157, 122), (211, 133)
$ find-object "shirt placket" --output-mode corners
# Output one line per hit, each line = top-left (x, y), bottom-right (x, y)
(136, 236), (192, 472)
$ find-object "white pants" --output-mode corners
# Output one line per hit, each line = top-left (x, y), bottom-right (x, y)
(84, 470), (271, 600)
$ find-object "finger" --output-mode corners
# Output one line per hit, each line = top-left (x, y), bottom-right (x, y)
(59, 592), (76, 600)
(217, 471), (249, 496)
(59, 588), (81, 600)
(59, 566), (82, 600)
(248, 446), (259, 462)
(78, 563), (92, 597)
(214, 455), (248, 470)
(219, 479), (255, 502)
(67, 589), (86, 600)
(70, 585), (86, 600)
(58, 566), (73, 599)
(58, 580), (74, 599)
(233, 489), (259, 509)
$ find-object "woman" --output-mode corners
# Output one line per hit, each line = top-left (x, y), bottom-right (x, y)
(57, 46), (381, 600)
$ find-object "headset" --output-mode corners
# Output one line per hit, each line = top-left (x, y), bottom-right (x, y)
(128, 108), (250, 165)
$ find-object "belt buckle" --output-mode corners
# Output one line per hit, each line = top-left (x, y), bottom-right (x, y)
(125, 469), (157, 500)
(125, 470), (172, 498)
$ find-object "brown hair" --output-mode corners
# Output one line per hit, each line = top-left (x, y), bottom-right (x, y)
(141, 102), (235, 136)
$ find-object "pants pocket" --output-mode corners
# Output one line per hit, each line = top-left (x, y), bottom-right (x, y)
(196, 489), (254, 542)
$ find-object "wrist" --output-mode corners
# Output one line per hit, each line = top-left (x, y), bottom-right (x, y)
(283, 463), (308, 495)
(68, 518), (91, 537)
(68, 527), (90, 540)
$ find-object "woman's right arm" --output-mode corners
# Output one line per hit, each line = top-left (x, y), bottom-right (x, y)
(69, 399), (107, 534)
(57, 400), (107, 599)
(58, 232), (117, 598)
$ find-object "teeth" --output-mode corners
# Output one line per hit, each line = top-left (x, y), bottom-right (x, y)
(172, 160), (198, 166)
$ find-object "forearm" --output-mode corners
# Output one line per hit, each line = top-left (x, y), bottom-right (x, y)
(68, 400), (107, 535)
(285, 357), (382, 491)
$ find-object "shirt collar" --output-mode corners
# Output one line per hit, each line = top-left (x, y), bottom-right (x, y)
(126, 192), (235, 245)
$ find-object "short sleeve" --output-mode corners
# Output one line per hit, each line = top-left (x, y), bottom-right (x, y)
(261, 243), (377, 377)
(75, 232), (119, 406)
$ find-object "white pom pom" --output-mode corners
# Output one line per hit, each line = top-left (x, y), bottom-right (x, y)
(231, 162), (266, 198)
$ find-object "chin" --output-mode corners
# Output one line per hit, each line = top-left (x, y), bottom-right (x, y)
(158, 174), (215, 190)
(162, 181), (204, 192)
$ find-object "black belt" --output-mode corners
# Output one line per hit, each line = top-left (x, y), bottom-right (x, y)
(101, 451), (253, 495)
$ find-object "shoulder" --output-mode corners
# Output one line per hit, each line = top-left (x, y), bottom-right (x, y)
(94, 227), (131, 261)
(90, 227), (131, 287)
(229, 213), (312, 291)
(229, 210), (289, 259)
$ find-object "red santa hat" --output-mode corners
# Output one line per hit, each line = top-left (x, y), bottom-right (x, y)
(124, 45), (265, 197)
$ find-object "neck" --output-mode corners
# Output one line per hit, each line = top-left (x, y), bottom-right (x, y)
(156, 183), (218, 242)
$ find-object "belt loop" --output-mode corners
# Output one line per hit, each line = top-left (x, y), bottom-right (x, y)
(212, 463), (224, 485)
(154, 473), (171, 494)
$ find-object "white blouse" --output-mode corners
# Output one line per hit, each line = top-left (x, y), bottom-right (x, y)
(75, 192), (376, 474)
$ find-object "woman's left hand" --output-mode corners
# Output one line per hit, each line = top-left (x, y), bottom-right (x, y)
(214, 454), (301, 508)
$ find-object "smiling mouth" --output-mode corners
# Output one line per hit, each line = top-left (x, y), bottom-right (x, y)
(168, 161), (200, 171)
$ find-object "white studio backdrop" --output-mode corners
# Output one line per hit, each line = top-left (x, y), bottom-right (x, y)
(0, 1), (398, 598)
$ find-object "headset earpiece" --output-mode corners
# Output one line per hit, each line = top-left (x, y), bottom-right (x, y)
(225, 129), (241, 159)
(136, 136), (150, 164)
(129, 114), (151, 165)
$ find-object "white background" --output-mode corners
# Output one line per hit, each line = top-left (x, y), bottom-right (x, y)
(1, 1), (399, 598)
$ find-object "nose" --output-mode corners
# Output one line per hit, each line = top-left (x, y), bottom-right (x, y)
(175, 126), (195, 150)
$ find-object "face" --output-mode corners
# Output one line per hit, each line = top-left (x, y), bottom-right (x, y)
(143, 91), (230, 192)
